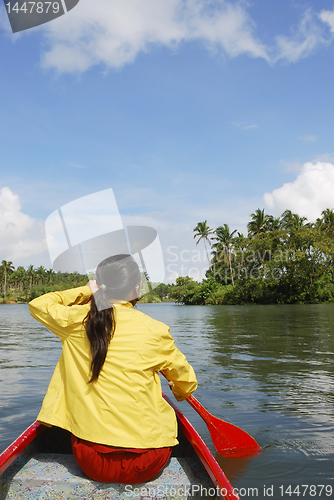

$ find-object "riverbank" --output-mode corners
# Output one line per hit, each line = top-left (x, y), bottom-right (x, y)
(0, 296), (176, 305)
(170, 275), (334, 305)
(0, 268), (173, 304)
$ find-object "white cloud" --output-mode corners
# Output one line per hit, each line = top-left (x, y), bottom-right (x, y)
(280, 160), (304, 172)
(298, 134), (317, 143)
(274, 9), (330, 63)
(39, 0), (269, 73)
(67, 161), (87, 169)
(0, 182), (260, 281)
(37, 2), (334, 74)
(232, 122), (259, 130)
(313, 152), (334, 163)
(263, 162), (334, 221)
(319, 9), (334, 34)
(0, 187), (47, 265)
(2, 1), (333, 72)
(243, 124), (259, 130)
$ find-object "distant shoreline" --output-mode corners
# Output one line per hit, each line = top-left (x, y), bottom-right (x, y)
(0, 299), (176, 305)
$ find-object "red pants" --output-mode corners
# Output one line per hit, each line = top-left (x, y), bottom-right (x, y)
(71, 435), (172, 484)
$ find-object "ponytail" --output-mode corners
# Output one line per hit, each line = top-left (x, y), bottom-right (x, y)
(84, 290), (115, 383)
(84, 254), (141, 383)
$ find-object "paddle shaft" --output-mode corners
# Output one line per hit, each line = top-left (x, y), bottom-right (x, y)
(160, 369), (217, 419)
(186, 393), (215, 420)
(160, 371), (261, 458)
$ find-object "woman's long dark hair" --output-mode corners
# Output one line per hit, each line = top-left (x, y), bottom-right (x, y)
(84, 254), (141, 383)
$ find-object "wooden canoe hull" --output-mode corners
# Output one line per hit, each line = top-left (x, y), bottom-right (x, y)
(0, 394), (239, 500)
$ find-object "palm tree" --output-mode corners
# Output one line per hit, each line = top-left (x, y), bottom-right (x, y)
(212, 224), (237, 286)
(26, 265), (35, 290)
(319, 208), (334, 230)
(193, 221), (215, 265)
(247, 209), (270, 237)
(36, 266), (46, 285)
(266, 215), (282, 231)
(281, 210), (307, 230)
(46, 268), (55, 283)
(1, 260), (15, 296)
(233, 232), (248, 266)
(15, 266), (26, 292)
(9, 268), (21, 291)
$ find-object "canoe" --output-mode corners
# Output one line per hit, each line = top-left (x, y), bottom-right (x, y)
(0, 393), (240, 500)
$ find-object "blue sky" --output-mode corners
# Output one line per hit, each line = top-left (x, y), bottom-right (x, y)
(1, 0), (334, 281)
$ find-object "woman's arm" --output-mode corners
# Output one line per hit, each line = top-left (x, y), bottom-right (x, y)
(156, 328), (198, 401)
(28, 286), (92, 340)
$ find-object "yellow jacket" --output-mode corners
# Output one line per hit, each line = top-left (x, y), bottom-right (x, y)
(28, 286), (197, 449)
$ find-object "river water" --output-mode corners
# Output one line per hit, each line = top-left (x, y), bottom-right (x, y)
(1, 302), (334, 499)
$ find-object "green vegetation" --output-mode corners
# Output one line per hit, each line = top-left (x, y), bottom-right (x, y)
(193, 220), (215, 265)
(170, 208), (334, 305)
(0, 262), (175, 304)
(3, 207), (333, 306)
(138, 281), (175, 303)
(0, 261), (88, 303)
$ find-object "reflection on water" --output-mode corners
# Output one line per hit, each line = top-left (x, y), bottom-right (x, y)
(1, 302), (334, 498)
(215, 453), (253, 481)
(139, 303), (334, 497)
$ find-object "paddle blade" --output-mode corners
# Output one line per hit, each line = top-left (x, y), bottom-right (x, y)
(206, 415), (261, 458)
(187, 395), (261, 459)
(159, 371), (261, 459)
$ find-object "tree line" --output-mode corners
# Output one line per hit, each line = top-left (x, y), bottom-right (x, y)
(0, 261), (174, 303)
(170, 208), (334, 305)
(3, 206), (333, 305)
(0, 261), (87, 303)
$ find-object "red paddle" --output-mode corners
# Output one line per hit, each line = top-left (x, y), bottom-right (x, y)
(160, 371), (261, 459)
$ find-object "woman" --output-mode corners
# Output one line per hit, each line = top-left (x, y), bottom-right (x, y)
(28, 254), (197, 484)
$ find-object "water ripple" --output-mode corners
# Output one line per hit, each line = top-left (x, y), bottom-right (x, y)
(1, 302), (334, 492)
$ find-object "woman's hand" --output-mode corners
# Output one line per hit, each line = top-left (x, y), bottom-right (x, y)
(160, 370), (174, 392)
(86, 280), (99, 294)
